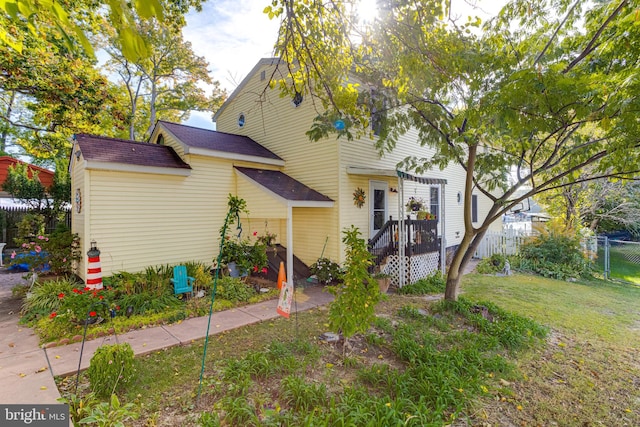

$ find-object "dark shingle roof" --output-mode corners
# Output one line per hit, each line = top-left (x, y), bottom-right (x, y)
(234, 167), (333, 203)
(158, 121), (283, 161)
(74, 134), (191, 170)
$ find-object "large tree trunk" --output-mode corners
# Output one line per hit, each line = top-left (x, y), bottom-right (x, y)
(444, 228), (489, 301)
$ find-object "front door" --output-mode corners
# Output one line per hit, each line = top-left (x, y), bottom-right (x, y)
(370, 181), (388, 237)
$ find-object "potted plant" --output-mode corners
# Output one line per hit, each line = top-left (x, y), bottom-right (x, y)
(220, 237), (267, 278)
(310, 257), (342, 284)
(405, 197), (425, 212)
(417, 210), (436, 220)
(373, 272), (392, 293)
(217, 195), (268, 278)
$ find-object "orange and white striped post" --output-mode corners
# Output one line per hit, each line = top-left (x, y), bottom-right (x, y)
(86, 240), (103, 289)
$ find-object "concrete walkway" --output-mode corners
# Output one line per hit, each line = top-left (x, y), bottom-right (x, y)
(0, 272), (333, 405)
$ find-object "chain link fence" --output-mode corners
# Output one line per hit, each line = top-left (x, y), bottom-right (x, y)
(596, 237), (640, 285)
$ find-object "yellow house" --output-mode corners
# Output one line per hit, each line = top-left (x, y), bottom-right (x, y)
(70, 58), (499, 286)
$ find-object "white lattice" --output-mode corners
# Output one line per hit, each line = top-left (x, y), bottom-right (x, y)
(382, 252), (440, 288)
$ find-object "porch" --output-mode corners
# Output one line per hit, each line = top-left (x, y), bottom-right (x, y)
(369, 217), (441, 287)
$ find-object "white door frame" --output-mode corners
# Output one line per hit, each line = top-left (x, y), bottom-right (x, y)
(369, 180), (388, 238)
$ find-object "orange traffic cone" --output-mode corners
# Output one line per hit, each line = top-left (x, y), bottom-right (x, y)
(277, 261), (286, 290)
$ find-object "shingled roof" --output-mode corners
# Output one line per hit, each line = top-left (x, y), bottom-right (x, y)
(157, 121), (283, 162)
(234, 167), (333, 204)
(74, 134), (191, 170)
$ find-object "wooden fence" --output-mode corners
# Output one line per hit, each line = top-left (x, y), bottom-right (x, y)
(474, 228), (534, 259)
(0, 206), (71, 246)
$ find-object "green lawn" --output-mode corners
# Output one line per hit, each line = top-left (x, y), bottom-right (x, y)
(461, 273), (640, 425)
(596, 243), (640, 284)
(57, 272), (640, 426)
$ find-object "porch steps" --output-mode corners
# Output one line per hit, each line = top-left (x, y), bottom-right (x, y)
(265, 244), (311, 285)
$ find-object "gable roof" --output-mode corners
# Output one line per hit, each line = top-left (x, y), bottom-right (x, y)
(156, 120), (283, 163)
(212, 58), (282, 123)
(234, 167), (333, 207)
(73, 134), (191, 174)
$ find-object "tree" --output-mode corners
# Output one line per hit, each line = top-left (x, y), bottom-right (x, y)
(266, 0), (640, 300)
(0, 0), (210, 157)
(0, 0), (165, 62)
(0, 13), (129, 161)
(103, 18), (225, 140)
(539, 178), (640, 236)
(2, 158), (70, 222)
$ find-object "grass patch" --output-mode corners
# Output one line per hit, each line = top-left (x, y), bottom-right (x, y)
(596, 244), (640, 284)
(54, 273), (640, 426)
(462, 273), (639, 345)
(461, 273), (640, 425)
(58, 293), (548, 426)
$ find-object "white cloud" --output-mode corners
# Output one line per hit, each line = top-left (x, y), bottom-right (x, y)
(184, 0), (281, 92)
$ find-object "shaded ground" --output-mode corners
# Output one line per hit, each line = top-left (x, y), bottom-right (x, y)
(0, 270), (28, 324)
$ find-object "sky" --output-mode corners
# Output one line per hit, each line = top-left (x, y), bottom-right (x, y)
(182, 0), (281, 129)
(181, 0), (505, 130)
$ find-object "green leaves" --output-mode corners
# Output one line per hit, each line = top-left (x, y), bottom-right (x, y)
(327, 226), (381, 342)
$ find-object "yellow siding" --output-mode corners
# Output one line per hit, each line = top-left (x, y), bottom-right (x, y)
(217, 62), (342, 264)
(148, 125), (187, 158)
(216, 60), (499, 264)
(84, 155), (234, 277)
(237, 174), (288, 218)
(292, 208), (339, 266)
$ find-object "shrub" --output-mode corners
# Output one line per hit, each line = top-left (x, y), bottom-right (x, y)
(55, 285), (117, 323)
(87, 343), (135, 398)
(518, 227), (591, 280)
(476, 253), (507, 274)
(397, 271), (446, 294)
(310, 257), (342, 284)
(20, 277), (78, 322)
(327, 226), (381, 344)
(117, 291), (181, 316)
(9, 225), (80, 276)
(215, 276), (256, 303)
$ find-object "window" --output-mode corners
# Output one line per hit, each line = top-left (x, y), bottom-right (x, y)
(430, 187), (439, 219)
(156, 134), (164, 145)
(472, 195), (478, 223)
(238, 113), (246, 128)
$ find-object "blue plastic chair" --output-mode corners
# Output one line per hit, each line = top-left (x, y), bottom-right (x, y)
(170, 265), (194, 297)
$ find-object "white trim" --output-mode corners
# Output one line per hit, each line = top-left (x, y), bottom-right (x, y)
(369, 180), (388, 237)
(85, 161), (191, 176)
(188, 147), (285, 166)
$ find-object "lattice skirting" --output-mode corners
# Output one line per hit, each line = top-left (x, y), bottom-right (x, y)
(381, 252), (440, 288)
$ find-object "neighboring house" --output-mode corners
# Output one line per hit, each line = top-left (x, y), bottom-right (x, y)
(0, 156), (55, 204)
(70, 58), (500, 285)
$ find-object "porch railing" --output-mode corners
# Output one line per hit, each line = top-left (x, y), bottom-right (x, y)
(368, 217), (439, 268)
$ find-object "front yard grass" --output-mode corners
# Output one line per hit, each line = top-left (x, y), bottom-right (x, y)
(55, 272), (639, 426)
(462, 273), (640, 425)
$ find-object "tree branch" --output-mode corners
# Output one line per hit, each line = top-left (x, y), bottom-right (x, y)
(563, 0), (628, 73)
